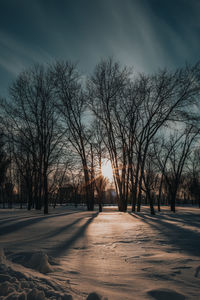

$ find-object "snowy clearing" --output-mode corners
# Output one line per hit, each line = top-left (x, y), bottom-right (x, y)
(0, 206), (200, 299)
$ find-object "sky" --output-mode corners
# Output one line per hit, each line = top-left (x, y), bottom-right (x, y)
(0, 0), (200, 96)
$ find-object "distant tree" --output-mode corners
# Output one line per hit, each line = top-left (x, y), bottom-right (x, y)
(87, 58), (131, 211)
(0, 133), (9, 186)
(0, 65), (63, 213)
(132, 66), (200, 213)
(52, 61), (95, 210)
(0, 132), (10, 207)
(156, 126), (199, 212)
(142, 143), (160, 215)
(1, 58), (200, 216)
(88, 59), (200, 214)
(187, 149), (200, 207)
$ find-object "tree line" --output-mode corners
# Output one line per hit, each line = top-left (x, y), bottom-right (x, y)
(0, 58), (200, 214)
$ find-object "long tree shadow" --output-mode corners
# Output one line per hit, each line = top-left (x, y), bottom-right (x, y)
(0, 207), (85, 223)
(45, 216), (86, 239)
(0, 211), (84, 236)
(8, 215), (88, 248)
(50, 212), (99, 257)
(153, 209), (200, 228)
(129, 212), (200, 257)
(0, 212), (70, 226)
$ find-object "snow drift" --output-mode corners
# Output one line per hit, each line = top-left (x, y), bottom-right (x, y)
(0, 249), (104, 300)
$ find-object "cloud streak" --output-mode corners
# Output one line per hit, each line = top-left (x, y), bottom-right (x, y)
(0, 0), (199, 93)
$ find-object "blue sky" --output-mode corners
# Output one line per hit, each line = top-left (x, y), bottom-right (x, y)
(0, 0), (200, 95)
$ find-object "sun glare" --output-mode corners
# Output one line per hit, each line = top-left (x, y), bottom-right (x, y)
(101, 160), (113, 181)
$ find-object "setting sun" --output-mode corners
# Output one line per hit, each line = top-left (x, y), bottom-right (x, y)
(101, 160), (113, 181)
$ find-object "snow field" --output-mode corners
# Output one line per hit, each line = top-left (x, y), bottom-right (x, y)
(0, 206), (200, 299)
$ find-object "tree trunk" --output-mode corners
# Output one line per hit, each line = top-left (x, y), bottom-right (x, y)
(131, 189), (136, 212)
(137, 160), (145, 212)
(43, 171), (48, 214)
(149, 194), (155, 215)
(157, 174), (164, 212)
(146, 189), (155, 215)
(27, 178), (32, 210)
(99, 202), (102, 212)
(132, 159), (139, 212)
(170, 191), (176, 213)
(137, 178), (142, 212)
(157, 196), (161, 212)
(27, 189), (32, 210)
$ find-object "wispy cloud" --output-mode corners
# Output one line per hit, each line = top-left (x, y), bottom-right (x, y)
(0, 30), (53, 75)
(0, 0), (199, 92)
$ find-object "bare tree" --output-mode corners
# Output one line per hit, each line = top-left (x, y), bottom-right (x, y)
(88, 59), (200, 214)
(87, 58), (131, 211)
(0, 65), (63, 213)
(132, 66), (200, 213)
(0, 132), (10, 208)
(156, 125), (199, 212)
(92, 120), (108, 211)
(52, 61), (95, 210)
(185, 149), (200, 207)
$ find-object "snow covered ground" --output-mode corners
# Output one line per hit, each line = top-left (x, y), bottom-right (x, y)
(0, 205), (200, 299)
